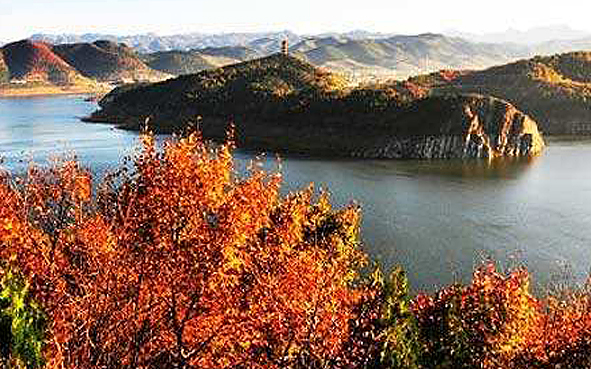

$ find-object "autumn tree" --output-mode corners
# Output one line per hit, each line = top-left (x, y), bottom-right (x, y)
(0, 132), (373, 369)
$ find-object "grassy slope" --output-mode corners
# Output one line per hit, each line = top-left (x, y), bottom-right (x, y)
(142, 51), (239, 75)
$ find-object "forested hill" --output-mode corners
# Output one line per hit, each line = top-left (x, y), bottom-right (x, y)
(405, 51), (591, 134)
(87, 54), (544, 159)
(52, 40), (169, 82)
(0, 39), (169, 89)
(1, 40), (91, 85)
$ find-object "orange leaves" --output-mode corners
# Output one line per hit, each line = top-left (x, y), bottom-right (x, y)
(6, 130), (591, 368)
(412, 262), (544, 368)
(0, 131), (371, 368)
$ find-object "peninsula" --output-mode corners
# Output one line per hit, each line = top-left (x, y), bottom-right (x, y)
(87, 54), (544, 159)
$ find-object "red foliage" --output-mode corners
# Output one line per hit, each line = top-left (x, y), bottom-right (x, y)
(2, 40), (76, 82)
(438, 69), (461, 83)
(401, 81), (429, 99)
(412, 262), (543, 368)
(0, 132), (370, 368)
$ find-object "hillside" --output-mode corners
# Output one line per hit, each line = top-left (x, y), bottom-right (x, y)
(141, 50), (240, 75)
(90, 54), (348, 129)
(406, 51), (591, 134)
(53, 40), (169, 82)
(87, 54), (544, 158)
(0, 40), (91, 85)
(197, 45), (262, 60)
(132, 33), (531, 80)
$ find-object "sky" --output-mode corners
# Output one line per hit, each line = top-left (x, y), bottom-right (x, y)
(1, 0), (591, 41)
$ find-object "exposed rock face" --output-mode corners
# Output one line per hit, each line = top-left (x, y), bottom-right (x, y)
(406, 52), (591, 135)
(351, 95), (544, 159)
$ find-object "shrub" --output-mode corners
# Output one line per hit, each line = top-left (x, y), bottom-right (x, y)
(412, 263), (542, 369)
(0, 265), (46, 368)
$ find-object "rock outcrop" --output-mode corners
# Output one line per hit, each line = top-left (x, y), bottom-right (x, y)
(352, 95), (544, 159)
(0, 50), (8, 83)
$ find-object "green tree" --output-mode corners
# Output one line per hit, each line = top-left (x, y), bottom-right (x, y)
(373, 266), (422, 368)
(0, 266), (46, 369)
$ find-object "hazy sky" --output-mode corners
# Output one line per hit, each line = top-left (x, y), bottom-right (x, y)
(1, 0), (590, 40)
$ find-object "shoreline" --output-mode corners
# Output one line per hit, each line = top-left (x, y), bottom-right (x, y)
(0, 84), (112, 99)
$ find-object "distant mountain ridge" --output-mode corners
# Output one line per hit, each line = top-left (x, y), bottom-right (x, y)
(136, 33), (533, 80)
(24, 30), (591, 81)
(289, 33), (529, 79)
(29, 31), (301, 53)
(0, 39), (169, 91)
(445, 25), (591, 45)
(53, 40), (168, 81)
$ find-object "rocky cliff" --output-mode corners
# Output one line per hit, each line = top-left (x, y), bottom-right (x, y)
(0, 50), (8, 83)
(351, 95), (544, 159)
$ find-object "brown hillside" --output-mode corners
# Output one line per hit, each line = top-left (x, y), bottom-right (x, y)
(402, 52), (591, 134)
(53, 40), (169, 82)
(1, 40), (85, 84)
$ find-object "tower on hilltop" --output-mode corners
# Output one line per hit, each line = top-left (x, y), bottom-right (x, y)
(281, 39), (289, 56)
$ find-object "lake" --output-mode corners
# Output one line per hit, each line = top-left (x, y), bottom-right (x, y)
(1, 94), (591, 292)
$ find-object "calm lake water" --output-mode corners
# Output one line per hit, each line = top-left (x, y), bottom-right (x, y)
(1, 95), (591, 292)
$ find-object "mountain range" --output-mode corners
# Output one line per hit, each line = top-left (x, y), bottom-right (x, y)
(0, 39), (170, 91)
(10, 29), (591, 81)
(6, 28), (591, 97)
(27, 31), (302, 53)
(137, 33), (532, 80)
(445, 25), (591, 45)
